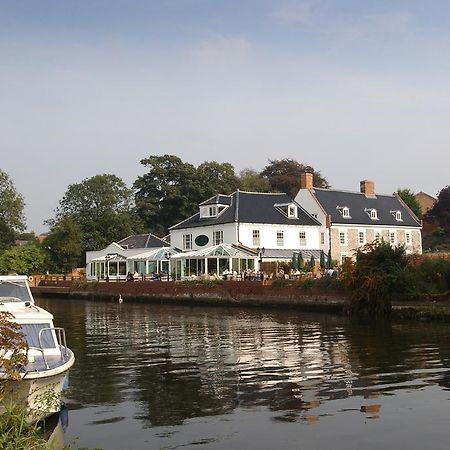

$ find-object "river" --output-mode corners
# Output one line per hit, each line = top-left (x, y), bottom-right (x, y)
(35, 297), (450, 450)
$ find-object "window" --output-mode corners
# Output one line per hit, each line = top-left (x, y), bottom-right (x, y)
(405, 231), (411, 245)
(358, 231), (365, 245)
(288, 205), (297, 218)
(366, 208), (378, 220)
(339, 231), (346, 245)
(321, 232), (325, 245)
(374, 231), (382, 242)
(299, 231), (306, 246)
(277, 231), (284, 246)
(183, 234), (192, 250)
(342, 207), (350, 218)
(389, 232), (396, 244)
(252, 230), (260, 247)
(213, 230), (223, 245)
(20, 324), (55, 349)
(395, 211), (402, 221)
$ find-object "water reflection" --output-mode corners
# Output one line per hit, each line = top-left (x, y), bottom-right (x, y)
(36, 298), (450, 449)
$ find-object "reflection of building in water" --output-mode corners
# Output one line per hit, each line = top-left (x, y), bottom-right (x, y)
(82, 303), (365, 426)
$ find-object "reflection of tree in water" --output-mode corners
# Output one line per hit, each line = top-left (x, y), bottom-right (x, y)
(37, 298), (450, 428)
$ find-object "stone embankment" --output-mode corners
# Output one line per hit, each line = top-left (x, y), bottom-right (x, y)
(32, 280), (450, 320)
(33, 279), (347, 312)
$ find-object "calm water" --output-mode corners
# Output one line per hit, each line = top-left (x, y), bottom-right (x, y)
(35, 297), (450, 450)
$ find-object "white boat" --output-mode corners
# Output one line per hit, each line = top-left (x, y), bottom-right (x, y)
(0, 275), (75, 422)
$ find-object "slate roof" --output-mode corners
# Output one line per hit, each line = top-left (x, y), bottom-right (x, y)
(312, 188), (421, 227)
(118, 233), (169, 249)
(170, 191), (321, 230)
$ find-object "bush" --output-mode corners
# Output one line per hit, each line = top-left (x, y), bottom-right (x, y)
(406, 257), (450, 295)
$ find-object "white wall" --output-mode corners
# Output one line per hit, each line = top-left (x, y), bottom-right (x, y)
(170, 223), (238, 251)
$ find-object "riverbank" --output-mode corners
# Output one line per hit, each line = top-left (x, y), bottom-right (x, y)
(32, 279), (450, 321)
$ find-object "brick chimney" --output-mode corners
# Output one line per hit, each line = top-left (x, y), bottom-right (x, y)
(300, 172), (314, 189)
(360, 180), (375, 196)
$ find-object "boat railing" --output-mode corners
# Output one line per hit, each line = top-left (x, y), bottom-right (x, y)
(31, 327), (69, 370)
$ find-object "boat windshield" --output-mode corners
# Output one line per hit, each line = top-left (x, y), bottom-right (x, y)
(21, 323), (55, 349)
(0, 280), (33, 303)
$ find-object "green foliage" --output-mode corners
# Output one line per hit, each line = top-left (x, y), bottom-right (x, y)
(340, 240), (411, 315)
(43, 217), (83, 271)
(134, 155), (241, 235)
(260, 159), (329, 198)
(237, 169), (271, 192)
(0, 244), (46, 275)
(134, 155), (200, 235)
(427, 185), (450, 229)
(422, 227), (450, 252)
(407, 257), (450, 295)
(397, 188), (422, 219)
(0, 405), (47, 450)
(0, 170), (26, 251)
(47, 174), (142, 257)
(196, 161), (239, 198)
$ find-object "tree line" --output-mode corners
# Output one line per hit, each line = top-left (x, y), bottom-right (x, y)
(0, 155), (448, 274)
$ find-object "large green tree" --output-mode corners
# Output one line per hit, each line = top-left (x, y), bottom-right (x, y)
(43, 217), (84, 271)
(196, 161), (239, 199)
(260, 159), (329, 198)
(0, 169), (26, 250)
(397, 188), (422, 219)
(134, 155), (200, 235)
(0, 244), (46, 275)
(237, 169), (271, 192)
(48, 174), (141, 258)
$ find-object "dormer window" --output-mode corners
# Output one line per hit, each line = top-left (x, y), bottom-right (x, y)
(288, 205), (297, 218)
(336, 206), (351, 218)
(365, 208), (379, 220)
(391, 210), (403, 221)
(200, 204), (228, 219)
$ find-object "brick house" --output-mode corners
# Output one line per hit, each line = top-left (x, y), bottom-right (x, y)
(295, 173), (423, 263)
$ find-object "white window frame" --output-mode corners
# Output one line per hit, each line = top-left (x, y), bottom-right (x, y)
(288, 205), (297, 218)
(339, 231), (346, 246)
(277, 230), (284, 247)
(389, 231), (396, 245)
(252, 229), (260, 247)
(320, 232), (325, 245)
(358, 230), (365, 245)
(405, 231), (411, 245)
(374, 230), (382, 242)
(370, 209), (378, 220)
(213, 230), (223, 245)
(342, 207), (350, 218)
(395, 211), (402, 221)
(299, 231), (306, 246)
(183, 234), (192, 250)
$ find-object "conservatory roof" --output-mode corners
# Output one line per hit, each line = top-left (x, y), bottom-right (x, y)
(128, 247), (181, 261)
(171, 243), (257, 259)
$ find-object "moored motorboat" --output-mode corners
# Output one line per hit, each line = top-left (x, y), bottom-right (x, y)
(0, 275), (75, 422)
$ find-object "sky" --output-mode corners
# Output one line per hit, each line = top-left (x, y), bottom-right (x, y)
(1, 0), (450, 233)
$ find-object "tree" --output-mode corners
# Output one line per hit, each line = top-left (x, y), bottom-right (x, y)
(260, 159), (329, 198)
(340, 240), (410, 316)
(0, 169), (26, 250)
(196, 161), (239, 199)
(0, 244), (46, 275)
(43, 217), (83, 272)
(48, 174), (141, 255)
(397, 188), (422, 219)
(428, 185), (450, 229)
(237, 169), (271, 192)
(134, 155), (201, 235)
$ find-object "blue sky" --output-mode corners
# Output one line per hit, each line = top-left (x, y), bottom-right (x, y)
(1, 0), (450, 232)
